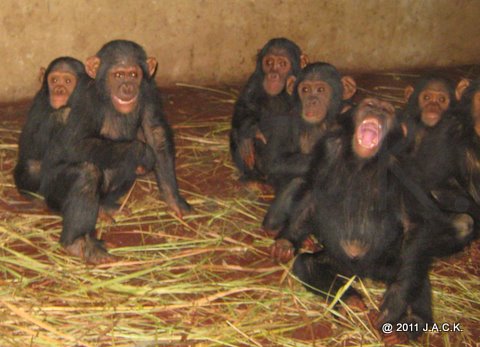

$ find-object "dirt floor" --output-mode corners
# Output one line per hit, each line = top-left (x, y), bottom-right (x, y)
(0, 67), (479, 347)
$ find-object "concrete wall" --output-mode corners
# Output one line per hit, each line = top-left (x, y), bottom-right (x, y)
(1, 0), (479, 102)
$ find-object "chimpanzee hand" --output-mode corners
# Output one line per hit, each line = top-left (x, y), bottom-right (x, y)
(239, 138), (255, 169)
(376, 283), (408, 329)
(270, 238), (295, 263)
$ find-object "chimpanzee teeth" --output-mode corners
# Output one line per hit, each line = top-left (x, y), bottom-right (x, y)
(114, 95), (137, 105)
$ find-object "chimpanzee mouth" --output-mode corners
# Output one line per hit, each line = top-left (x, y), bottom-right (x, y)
(113, 95), (138, 106)
(357, 118), (382, 149)
(267, 73), (280, 80)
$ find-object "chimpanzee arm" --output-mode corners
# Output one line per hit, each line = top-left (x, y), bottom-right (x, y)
(378, 224), (433, 327)
(141, 102), (191, 217)
(232, 83), (266, 139)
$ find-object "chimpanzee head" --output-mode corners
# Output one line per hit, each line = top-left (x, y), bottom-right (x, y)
(351, 98), (398, 159)
(40, 57), (85, 110)
(85, 40), (158, 114)
(456, 78), (480, 132)
(292, 62), (343, 126)
(255, 38), (307, 97)
(405, 76), (455, 128)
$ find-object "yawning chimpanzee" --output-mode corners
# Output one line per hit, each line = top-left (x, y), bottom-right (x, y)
(271, 98), (469, 343)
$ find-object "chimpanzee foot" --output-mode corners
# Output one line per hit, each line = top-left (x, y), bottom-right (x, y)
(452, 213), (474, 241)
(270, 238), (295, 263)
(166, 195), (192, 219)
(63, 234), (118, 264)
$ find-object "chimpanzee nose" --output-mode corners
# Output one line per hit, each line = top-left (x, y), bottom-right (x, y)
(121, 83), (135, 95)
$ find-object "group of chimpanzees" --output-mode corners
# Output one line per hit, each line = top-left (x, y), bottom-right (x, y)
(15, 40), (190, 264)
(229, 38), (480, 343)
(15, 38), (479, 343)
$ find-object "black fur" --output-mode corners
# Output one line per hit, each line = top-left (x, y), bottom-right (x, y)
(14, 57), (87, 194)
(40, 40), (189, 251)
(230, 38), (302, 181)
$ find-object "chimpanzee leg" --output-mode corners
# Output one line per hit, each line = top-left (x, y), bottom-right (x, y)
(96, 140), (155, 208)
(402, 277), (433, 339)
(44, 162), (114, 264)
(14, 159), (42, 194)
(293, 252), (359, 301)
(263, 177), (305, 232)
(427, 213), (475, 257)
(59, 163), (101, 246)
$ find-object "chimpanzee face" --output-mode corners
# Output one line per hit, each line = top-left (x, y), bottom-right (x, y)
(418, 81), (450, 127)
(106, 62), (143, 114)
(47, 70), (78, 109)
(352, 98), (396, 159)
(298, 78), (332, 124)
(262, 48), (292, 96)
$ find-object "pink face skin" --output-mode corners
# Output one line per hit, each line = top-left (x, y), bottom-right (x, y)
(107, 63), (144, 114)
(48, 70), (78, 109)
(262, 48), (292, 96)
(418, 81), (451, 127)
(298, 79), (332, 124)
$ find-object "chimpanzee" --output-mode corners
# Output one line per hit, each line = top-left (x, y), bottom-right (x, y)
(14, 57), (87, 194)
(40, 40), (191, 264)
(270, 98), (469, 343)
(426, 78), (480, 241)
(403, 75), (455, 128)
(260, 62), (352, 232)
(455, 78), (480, 206)
(229, 38), (308, 182)
(401, 76), (478, 251)
(402, 75), (456, 157)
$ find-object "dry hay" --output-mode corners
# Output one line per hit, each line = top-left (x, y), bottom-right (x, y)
(0, 69), (479, 347)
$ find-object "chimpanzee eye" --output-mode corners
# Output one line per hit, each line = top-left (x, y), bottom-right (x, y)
(52, 78), (58, 83)
(115, 72), (121, 78)
(130, 72), (137, 78)
(317, 87), (325, 93)
(66, 79), (71, 84)
(280, 60), (286, 68)
(439, 96), (446, 103)
(423, 95), (430, 101)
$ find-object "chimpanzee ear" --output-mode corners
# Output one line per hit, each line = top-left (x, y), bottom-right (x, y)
(300, 54), (309, 68)
(85, 56), (101, 79)
(286, 75), (297, 95)
(456, 78), (470, 101)
(146, 57), (158, 78)
(404, 85), (415, 103)
(401, 123), (408, 137)
(38, 67), (46, 84)
(341, 76), (357, 100)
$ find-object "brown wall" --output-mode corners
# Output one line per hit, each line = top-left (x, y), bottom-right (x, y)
(1, 0), (479, 102)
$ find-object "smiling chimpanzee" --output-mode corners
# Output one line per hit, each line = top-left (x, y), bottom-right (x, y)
(14, 57), (87, 194)
(40, 40), (191, 264)
(229, 38), (308, 182)
(261, 62), (353, 232)
(270, 98), (466, 343)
